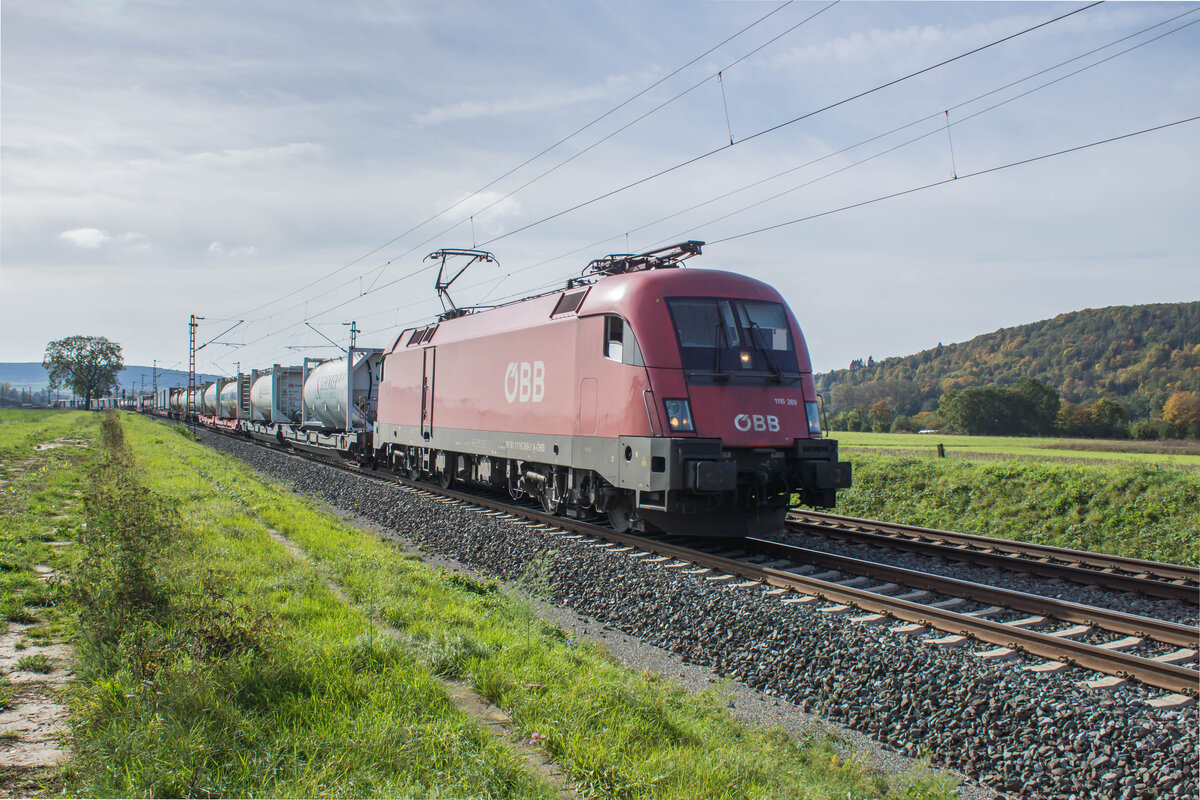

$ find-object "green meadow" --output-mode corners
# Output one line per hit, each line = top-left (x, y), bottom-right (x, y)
(832, 430), (1200, 468)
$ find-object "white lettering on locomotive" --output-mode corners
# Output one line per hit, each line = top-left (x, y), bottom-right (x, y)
(505, 361), (545, 404)
(734, 413), (779, 432)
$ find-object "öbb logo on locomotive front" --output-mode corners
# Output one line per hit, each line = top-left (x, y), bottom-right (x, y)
(734, 413), (780, 432)
(504, 361), (546, 404)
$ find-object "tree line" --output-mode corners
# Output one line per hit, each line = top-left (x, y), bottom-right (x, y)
(828, 378), (1200, 440)
(816, 302), (1199, 426)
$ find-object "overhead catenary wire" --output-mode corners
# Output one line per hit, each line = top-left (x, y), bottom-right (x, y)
(473, 1), (1104, 249)
(707, 115), (1200, 246)
(365, 113), (1200, 338)
(647, 13), (1200, 247)
(222, 2), (828, 346)
(230, 0), (800, 320)
(229, 1), (1102, 364)
(358, 1), (839, 296)
(534, 7), (1200, 270)
(356, 107), (1199, 344)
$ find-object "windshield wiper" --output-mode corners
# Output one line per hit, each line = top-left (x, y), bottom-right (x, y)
(711, 321), (732, 382)
(748, 322), (783, 382)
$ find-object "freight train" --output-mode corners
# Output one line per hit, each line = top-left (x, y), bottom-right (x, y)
(152, 242), (850, 536)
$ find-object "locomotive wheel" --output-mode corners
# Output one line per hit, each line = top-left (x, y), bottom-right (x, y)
(438, 454), (457, 489)
(540, 492), (563, 515)
(540, 471), (566, 515)
(607, 502), (632, 533)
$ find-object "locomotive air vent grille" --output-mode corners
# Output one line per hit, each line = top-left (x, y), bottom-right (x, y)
(421, 325), (439, 343)
(406, 328), (425, 346)
(551, 289), (588, 317)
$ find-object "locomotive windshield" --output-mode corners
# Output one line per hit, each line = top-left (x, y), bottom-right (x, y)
(666, 298), (800, 379)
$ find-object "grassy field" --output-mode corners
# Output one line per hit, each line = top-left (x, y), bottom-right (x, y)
(829, 453), (1200, 566)
(832, 430), (1200, 468)
(1, 409), (955, 799)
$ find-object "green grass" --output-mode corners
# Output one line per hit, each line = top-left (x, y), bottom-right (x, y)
(15, 654), (53, 674)
(63, 412), (556, 799)
(830, 453), (1200, 566)
(0, 410), (95, 637)
(0, 673), (13, 710)
(831, 430), (1200, 467)
(75, 409), (958, 799)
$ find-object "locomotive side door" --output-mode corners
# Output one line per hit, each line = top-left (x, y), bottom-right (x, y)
(421, 347), (435, 440)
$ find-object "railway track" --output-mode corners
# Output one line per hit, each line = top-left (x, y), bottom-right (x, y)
(184, 419), (1200, 701)
(789, 510), (1200, 604)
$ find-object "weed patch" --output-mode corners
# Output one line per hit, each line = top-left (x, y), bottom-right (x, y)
(15, 654), (53, 674)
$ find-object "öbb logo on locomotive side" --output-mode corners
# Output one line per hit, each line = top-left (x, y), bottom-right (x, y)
(734, 413), (780, 432)
(504, 361), (545, 404)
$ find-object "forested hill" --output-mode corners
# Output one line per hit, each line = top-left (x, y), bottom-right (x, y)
(815, 302), (1200, 420)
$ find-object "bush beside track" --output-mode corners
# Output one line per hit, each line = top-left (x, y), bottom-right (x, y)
(0, 409), (957, 799)
(830, 454), (1200, 566)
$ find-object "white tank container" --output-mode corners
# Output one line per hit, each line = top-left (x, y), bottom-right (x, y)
(302, 355), (379, 430)
(303, 358), (360, 429)
(250, 368), (304, 423)
(218, 381), (239, 418)
(250, 375), (275, 422)
(202, 383), (218, 414)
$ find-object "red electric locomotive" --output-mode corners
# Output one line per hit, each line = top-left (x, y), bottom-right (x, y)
(374, 242), (850, 536)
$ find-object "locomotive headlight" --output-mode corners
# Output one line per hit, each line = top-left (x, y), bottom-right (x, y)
(805, 401), (822, 435)
(664, 399), (695, 432)
(739, 351), (752, 367)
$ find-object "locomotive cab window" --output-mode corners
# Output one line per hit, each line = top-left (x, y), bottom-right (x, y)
(666, 298), (799, 377)
(604, 316), (624, 362)
(603, 315), (644, 366)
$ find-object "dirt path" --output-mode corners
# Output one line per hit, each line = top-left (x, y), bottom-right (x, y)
(0, 568), (71, 798)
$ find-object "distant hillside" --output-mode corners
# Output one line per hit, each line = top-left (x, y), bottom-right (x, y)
(816, 302), (1200, 420)
(0, 363), (220, 393)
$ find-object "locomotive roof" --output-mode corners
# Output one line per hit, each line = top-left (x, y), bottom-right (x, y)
(389, 267), (790, 352)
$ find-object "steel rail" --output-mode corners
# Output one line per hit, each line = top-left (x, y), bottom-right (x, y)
(178, 417), (1199, 696)
(788, 511), (1200, 604)
(708, 536), (1199, 648)
(792, 509), (1200, 582)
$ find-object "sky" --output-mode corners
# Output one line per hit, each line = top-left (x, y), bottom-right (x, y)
(2, 0), (1198, 377)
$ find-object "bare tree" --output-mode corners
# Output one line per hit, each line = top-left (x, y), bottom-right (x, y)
(43, 335), (124, 409)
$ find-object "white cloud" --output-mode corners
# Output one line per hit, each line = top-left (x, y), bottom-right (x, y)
(209, 241), (258, 256)
(118, 231), (153, 251)
(58, 228), (153, 251)
(413, 73), (644, 125)
(185, 142), (326, 168)
(58, 227), (112, 248)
